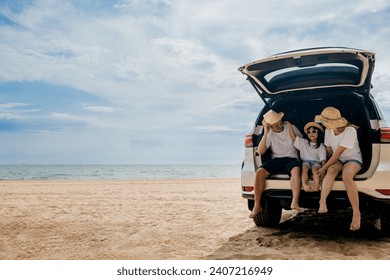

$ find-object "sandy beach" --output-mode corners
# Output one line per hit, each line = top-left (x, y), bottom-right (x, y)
(0, 178), (389, 260)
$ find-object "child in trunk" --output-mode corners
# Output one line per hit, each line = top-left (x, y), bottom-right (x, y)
(287, 121), (327, 192)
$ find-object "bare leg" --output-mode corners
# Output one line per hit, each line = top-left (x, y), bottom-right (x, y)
(311, 166), (320, 192)
(342, 162), (362, 231)
(301, 165), (311, 192)
(318, 162), (342, 214)
(290, 166), (302, 211)
(249, 167), (269, 218)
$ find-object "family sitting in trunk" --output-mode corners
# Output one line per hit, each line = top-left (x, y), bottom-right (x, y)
(250, 107), (362, 231)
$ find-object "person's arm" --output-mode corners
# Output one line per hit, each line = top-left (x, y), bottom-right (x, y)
(320, 145), (327, 167)
(325, 146), (332, 159)
(258, 120), (270, 155)
(285, 121), (296, 142)
(317, 145), (346, 176)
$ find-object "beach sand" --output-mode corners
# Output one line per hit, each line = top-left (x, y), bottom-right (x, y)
(0, 178), (389, 260)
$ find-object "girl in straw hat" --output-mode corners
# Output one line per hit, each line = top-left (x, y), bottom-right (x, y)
(287, 121), (327, 192)
(315, 107), (363, 231)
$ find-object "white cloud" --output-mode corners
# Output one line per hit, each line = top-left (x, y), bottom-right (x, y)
(49, 112), (81, 121)
(0, 102), (30, 109)
(194, 125), (240, 133)
(0, 102), (40, 120)
(81, 105), (120, 113)
(114, 0), (171, 15)
(0, 112), (24, 120)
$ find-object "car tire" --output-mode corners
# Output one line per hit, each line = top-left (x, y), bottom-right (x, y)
(252, 198), (282, 228)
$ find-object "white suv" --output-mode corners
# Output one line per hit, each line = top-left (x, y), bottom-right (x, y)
(239, 47), (390, 232)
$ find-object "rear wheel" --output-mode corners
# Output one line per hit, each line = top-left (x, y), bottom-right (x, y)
(251, 198), (282, 228)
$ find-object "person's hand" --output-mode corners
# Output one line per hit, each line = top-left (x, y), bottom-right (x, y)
(262, 120), (270, 133)
(313, 170), (324, 181)
(316, 167), (326, 177)
(284, 121), (291, 126)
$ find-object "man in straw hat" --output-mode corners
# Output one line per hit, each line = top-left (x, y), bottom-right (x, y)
(315, 107), (363, 231)
(250, 110), (302, 219)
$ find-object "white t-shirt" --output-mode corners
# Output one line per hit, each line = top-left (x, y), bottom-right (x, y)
(324, 126), (362, 163)
(266, 124), (301, 159)
(294, 137), (327, 163)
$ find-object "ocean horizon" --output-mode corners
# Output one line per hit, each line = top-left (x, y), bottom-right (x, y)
(0, 164), (241, 180)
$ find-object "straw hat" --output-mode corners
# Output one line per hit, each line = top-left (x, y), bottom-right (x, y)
(263, 110), (284, 125)
(304, 121), (324, 133)
(315, 107), (348, 129)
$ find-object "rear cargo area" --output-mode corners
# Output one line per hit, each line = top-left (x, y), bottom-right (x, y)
(253, 89), (374, 175)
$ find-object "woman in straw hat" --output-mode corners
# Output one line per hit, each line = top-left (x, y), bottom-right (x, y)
(315, 107), (363, 231)
(250, 110), (302, 219)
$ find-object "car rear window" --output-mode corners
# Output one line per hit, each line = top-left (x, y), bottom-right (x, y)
(265, 63), (361, 92)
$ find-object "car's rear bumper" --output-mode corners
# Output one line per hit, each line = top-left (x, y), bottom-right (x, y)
(242, 189), (390, 210)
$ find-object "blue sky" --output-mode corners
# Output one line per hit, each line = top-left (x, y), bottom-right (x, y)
(1, 0), (390, 164)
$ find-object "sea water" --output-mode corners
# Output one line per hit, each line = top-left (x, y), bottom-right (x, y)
(0, 164), (241, 180)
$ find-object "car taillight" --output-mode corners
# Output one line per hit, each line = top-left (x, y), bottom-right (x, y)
(380, 128), (390, 143)
(244, 134), (253, 147)
(376, 189), (390, 196)
(243, 186), (254, 192)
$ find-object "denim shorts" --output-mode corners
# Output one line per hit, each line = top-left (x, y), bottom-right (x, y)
(339, 159), (363, 169)
(302, 160), (322, 169)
